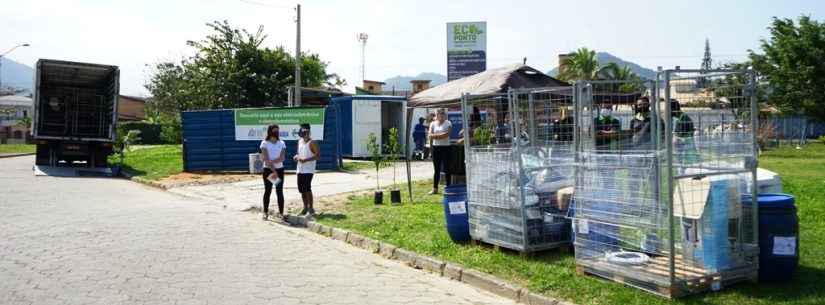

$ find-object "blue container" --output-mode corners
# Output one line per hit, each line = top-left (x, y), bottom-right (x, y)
(443, 184), (470, 242)
(743, 193), (799, 282)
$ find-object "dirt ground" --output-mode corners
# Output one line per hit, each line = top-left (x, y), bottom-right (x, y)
(157, 171), (259, 188)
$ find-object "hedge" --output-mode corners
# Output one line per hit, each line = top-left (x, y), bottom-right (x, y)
(118, 122), (163, 144)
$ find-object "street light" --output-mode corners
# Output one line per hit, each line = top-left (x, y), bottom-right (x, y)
(0, 43), (31, 91)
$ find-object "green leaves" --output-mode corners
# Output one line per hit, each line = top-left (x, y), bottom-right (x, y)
(366, 132), (383, 189)
(145, 20), (334, 116)
(750, 16), (825, 121)
(557, 48), (643, 92)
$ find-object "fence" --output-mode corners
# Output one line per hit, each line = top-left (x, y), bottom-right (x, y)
(571, 70), (759, 298)
(181, 106), (340, 172)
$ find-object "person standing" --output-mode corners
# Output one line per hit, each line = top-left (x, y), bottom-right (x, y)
(423, 113), (435, 159)
(428, 109), (452, 194)
(260, 124), (286, 221)
(294, 123), (320, 216)
(594, 103), (622, 151)
(412, 117), (427, 160)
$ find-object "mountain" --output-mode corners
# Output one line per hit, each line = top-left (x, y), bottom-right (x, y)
(0, 57), (34, 94)
(547, 52), (657, 80)
(382, 72), (447, 90)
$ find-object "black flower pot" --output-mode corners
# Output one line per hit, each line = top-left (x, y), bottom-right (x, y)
(374, 191), (384, 205)
(390, 190), (402, 204)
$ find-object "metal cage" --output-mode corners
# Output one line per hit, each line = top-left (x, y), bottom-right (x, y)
(571, 69), (759, 298)
(461, 87), (575, 252)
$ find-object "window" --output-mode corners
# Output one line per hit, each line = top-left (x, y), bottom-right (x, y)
(23, 110), (28, 117)
(13, 130), (23, 139)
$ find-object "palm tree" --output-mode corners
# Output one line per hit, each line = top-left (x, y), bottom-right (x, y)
(598, 62), (637, 81)
(557, 48), (600, 81)
(597, 62), (644, 93)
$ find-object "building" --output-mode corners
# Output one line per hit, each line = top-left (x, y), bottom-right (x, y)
(358, 80), (385, 95)
(118, 95), (147, 122)
(0, 95), (33, 144)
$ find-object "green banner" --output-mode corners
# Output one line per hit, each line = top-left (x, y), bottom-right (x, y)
(234, 107), (326, 141)
(234, 108), (325, 125)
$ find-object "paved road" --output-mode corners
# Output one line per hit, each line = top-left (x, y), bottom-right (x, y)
(168, 161), (434, 213)
(0, 156), (515, 305)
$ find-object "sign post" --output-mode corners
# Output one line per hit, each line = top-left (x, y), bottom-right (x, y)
(234, 107), (325, 141)
(447, 22), (487, 81)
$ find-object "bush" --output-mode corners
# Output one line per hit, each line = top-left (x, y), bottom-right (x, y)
(160, 116), (182, 144)
(818, 135), (825, 144)
(117, 122), (162, 144)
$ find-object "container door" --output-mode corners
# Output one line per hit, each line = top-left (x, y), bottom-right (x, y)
(352, 100), (381, 157)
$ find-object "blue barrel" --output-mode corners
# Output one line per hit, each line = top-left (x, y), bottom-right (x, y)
(743, 193), (799, 282)
(443, 184), (470, 242)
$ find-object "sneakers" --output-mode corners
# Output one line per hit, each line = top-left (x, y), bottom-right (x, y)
(262, 213), (269, 221)
(307, 208), (316, 216)
(427, 189), (439, 195)
(298, 208), (308, 216)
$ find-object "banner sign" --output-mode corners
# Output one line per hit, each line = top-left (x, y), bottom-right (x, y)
(447, 21), (487, 81)
(234, 108), (325, 141)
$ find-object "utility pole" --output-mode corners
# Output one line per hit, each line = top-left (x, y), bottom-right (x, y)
(294, 4), (302, 107)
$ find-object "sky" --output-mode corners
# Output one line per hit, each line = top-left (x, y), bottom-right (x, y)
(2, 0), (824, 96)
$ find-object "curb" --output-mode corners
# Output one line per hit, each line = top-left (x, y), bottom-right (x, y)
(0, 152), (35, 159)
(120, 169), (169, 190)
(282, 217), (569, 305)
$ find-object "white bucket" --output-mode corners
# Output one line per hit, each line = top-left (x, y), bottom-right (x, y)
(249, 153), (263, 174)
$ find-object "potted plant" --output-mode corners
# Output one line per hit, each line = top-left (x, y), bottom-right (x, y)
(385, 128), (402, 204)
(366, 132), (384, 204)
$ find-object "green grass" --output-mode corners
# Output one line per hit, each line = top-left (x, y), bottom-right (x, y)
(119, 145), (182, 181)
(341, 159), (392, 172)
(0, 144), (35, 154)
(317, 145), (825, 305)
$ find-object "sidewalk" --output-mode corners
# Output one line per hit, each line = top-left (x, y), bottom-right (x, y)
(168, 161), (434, 212)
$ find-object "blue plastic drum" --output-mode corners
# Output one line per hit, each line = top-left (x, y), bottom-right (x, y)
(443, 184), (470, 242)
(743, 193), (799, 282)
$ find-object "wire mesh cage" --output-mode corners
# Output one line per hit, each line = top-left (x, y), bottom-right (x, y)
(461, 88), (575, 252)
(571, 69), (759, 298)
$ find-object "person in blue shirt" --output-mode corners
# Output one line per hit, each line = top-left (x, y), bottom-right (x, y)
(412, 117), (427, 160)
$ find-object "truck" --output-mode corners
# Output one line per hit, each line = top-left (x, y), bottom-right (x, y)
(32, 59), (119, 167)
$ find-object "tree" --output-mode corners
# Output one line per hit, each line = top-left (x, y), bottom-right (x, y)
(557, 48), (600, 81)
(557, 49), (644, 92)
(146, 20), (334, 115)
(750, 16), (825, 121)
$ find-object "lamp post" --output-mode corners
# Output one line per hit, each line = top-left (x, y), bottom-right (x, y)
(0, 43), (31, 91)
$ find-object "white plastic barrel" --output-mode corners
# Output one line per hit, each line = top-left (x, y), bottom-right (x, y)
(249, 153), (263, 174)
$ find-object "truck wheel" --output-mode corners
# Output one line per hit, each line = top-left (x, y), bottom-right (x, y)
(35, 144), (51, 166)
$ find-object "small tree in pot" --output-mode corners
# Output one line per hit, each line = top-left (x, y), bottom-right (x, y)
(385, 127), (402, 204)
(366, 132), (384, 204)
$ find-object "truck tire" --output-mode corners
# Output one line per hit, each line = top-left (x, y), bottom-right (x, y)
(35, 143), (51, 166)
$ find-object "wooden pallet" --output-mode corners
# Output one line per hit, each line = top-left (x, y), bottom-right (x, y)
(576, 255), (756, 298)
(471, 238), (571, 257)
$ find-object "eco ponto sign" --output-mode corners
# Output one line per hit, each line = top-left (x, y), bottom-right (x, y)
(234, 107), (325, 141)
(447, 21), (487, 81)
